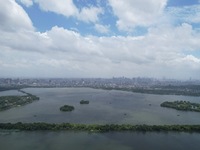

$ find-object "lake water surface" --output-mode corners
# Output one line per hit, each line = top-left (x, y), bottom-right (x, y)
(0, 131), (200, 150)
(0, 87), (200, 124)
(0, 88), (200, 150)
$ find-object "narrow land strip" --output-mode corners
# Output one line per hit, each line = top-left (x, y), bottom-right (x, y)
(0, 123), (200, 132)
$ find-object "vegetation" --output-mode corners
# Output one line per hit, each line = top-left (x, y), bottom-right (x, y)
(0, 122), (200, 132)
(80, 100), (89, 104)
(0, 90), (39, 111)
(1, 84), (200, 97)
(60, 105), (74, 112)
(161, 101), (200, 112)
(96, 86), (200, 97)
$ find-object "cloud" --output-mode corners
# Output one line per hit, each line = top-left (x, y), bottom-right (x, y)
(146, 23), (200, 52)
(1, 0), (200, 79)
(166, 4), (200, 24)
(34, 0), (78, 17)
(108, 0), (167, 31)
(94, 24), (110, 33)
(20, 0), (103, 23)
(46, 26), (103, 57)
(78, 6), (103, 23)
(0, 0), (34, 31)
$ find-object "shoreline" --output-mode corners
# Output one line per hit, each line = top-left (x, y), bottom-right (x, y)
(1, 86), (200, 97)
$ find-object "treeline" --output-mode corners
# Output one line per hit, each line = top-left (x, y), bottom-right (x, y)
(1, 85), (200, 97)
(95, 86), (200, 97)
(0, 122), (200, 132)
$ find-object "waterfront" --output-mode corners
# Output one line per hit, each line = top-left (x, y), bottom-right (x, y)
(0, 88), (200, 150)
(0, 88), (200, 124)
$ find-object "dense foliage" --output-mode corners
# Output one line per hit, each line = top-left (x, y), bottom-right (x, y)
(60, 105), (74, 111)
(0, 122), (200, 132)
(0, 90), (39, 111)
(97, 86), (200, 97)
(160, 101), (200, 112)
(80, 100), (89, 104)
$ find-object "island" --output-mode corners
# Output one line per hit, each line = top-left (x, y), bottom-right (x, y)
(80, 100), (89, 104)
(0, 90), (39, 111)
(60, 105), (74, 112)
(160, 101), (200, 112)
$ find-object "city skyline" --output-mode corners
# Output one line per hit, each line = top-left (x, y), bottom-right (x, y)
(0, 0), (200, 79)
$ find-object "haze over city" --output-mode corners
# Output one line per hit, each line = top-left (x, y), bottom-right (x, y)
(0, 0), (200, 79)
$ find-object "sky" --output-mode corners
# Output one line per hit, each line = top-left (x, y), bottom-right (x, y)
(0, 0), (200, 79)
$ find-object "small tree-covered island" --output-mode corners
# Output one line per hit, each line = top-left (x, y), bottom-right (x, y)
(60, 105), (74, 111)
(80, 100), (89, 104)
(0, 90), (39, 111)
(161, 101), (200, 112)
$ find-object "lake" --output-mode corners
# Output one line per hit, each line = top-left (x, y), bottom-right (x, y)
(0, 87), (200, 149)
(0, 87), (200, 124)
(0, 131), (200, 150)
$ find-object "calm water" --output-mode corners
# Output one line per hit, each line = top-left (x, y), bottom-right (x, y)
(0, 88), (200, 150)
(0, 87), (200, 124)
(0, 131), (200, 150)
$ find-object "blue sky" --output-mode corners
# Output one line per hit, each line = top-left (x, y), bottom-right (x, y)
(19, 0), (119, 36)
(167, 0), (199, 6)
(17, 0), (200, 35)
(0, 0), (200, 79)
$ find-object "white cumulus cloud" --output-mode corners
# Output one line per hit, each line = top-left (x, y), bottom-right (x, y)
(108, 0), (167, 31)
(19, 0), (103, 23)
(1, 0), (200, 79)
(0, 0), (34, 31)
(34, 0), (78, 17)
